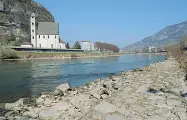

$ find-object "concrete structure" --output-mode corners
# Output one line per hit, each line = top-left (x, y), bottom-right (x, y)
(82, 41), (95, 51)
(30, 13), (66, 49)
(21, 42), (33, 48)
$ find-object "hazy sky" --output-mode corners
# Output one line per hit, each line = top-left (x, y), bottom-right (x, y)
(35, 0), (187, 48)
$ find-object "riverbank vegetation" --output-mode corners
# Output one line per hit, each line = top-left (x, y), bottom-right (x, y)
(17, 51), (123, 59)
(0, 48), (20, 60)
(0, 48), (123, 60)
(165, 37), (187, 69)
(94, 42), (120, 53)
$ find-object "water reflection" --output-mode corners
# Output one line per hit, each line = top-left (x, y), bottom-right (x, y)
(0, 54), (167, 103)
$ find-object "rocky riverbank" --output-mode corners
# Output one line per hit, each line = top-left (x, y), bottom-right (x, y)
(1, 57), (187, 120)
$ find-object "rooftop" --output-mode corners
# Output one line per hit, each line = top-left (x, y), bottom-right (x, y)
(37, 22), (59, 35)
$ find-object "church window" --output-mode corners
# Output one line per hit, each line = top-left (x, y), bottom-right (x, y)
(39, 35), (40, 38)
(43, 35), (45, 39)
(51, 44), (53, 48)
(48, 35), (49, 39)
(32, 30), (34, 32)
(55, 36), (56, 39)
(32, 23), (34, 25)
(32, 36), (34, 39)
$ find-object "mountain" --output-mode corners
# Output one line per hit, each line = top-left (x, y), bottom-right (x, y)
(122, 20), (187, 52)
(0, 0), (54, 46)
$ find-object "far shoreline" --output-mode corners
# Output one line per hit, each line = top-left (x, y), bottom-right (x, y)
(0, 52), (169, 61)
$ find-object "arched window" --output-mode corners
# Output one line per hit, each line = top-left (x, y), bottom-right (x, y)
(43, 35), (45, 39)
(55, 36), (56, 39)
(32, 30), (34, 32)
(32, 36), (34, 39)
(32, 23), (34, 25)
(48, 35), (50, 39)
(39, 35), (40, 38)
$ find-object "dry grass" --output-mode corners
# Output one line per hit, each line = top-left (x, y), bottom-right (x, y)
(0, 48), (20, 60)
(165, 38), (187, 69)
(16, 51), (123, 59)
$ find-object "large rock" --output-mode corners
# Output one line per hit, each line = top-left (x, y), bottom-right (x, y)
(39, 109), (61, 120)
(44, 98), (52, 106)
(56, 83), (70, 92)
(105, 114), (127, 120)
(175, 112), (187, 120)
(36, 97), (44, 105)
(5, 98), (26, 110)
(94, 101), (116, 114)
(166, 99), (182, 106)
(23, 111), (38, 118)
(50, 102), (71, 111)
(39, 102), (71, 120)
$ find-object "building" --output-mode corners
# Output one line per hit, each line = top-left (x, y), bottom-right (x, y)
(30, 13), (66, 49)
(82, 41), (95, 51)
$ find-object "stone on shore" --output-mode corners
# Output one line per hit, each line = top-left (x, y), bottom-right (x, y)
(5, 98), (26, 110)
(56, 83), (70, 92)
(166, 99), (182, 106)
(0, 117), (5, 120)
(94, 101), (116, 114)
(39, 102), (71, 120)
(105, 114), (127, 120)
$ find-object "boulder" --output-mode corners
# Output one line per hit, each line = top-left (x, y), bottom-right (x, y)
(44, 98), (52, 106)
(175, 112), (187, 120)
(39, 102), (71, 120)
(166, 99), (182, 106)
(94, 101), (116, 114)
(36, 98), (44, 105)
(51, 102), (71, 111)
(23, 111), (38, 118)
(0, 1), (4, 12)
(5, 98), (26, 110)
(0, 117), (5, 120)
(19, 116), (31, 120)
(5, 111), (19, 118)
(56, 83), (70, 92)
(53, 90), (64, 96)
(39, 108), (61, 120)
(105, 114), (127, 120)
(40, 95), (47, 99)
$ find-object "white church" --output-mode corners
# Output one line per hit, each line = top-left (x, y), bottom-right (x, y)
(29, 13), (66, 49)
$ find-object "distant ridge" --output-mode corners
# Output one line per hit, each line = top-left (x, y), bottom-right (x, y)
(122, 20), (187, 52)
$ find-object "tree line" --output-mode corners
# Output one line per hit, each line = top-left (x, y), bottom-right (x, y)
(94, 42), (120, 53)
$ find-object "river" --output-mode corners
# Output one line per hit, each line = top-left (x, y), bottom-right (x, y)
(0, 54), (168, 103)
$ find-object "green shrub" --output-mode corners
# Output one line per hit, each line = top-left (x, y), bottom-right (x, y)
(0, 48), (20, 59)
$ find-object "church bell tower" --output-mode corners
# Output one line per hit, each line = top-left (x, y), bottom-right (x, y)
(30, 13), (36, 47)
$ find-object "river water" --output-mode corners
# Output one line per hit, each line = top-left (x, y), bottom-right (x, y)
(0, 54), (168, 103)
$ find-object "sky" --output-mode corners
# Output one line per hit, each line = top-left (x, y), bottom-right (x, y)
(35, 0), (187, 48)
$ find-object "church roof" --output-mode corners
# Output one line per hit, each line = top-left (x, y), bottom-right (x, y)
(37, 22), (59, 35)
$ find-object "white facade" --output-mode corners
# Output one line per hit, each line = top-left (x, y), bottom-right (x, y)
(36, 35), (60, 48)
(82, 41), (95, 51)
(30, 13), (66, 49)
